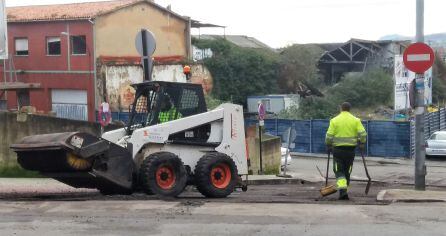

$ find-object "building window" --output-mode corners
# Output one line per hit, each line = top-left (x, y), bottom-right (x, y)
(47, 37), (61, 55)
(15, 38), (28, 56)
(70, 35), (86, 55)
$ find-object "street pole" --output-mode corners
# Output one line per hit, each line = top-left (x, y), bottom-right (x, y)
(414, 0), (426, 190)
(141, 29), (151, 81)
(258, 122), (263, 175)
(258, 102), (265, 175)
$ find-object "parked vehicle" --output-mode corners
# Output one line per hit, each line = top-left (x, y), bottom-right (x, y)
(425, 131), (446, 158)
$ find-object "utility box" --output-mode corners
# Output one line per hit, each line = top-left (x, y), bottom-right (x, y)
(247, 94), (299, 114)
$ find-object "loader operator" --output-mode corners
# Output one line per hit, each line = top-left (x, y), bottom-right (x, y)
(158, 94), (182, 123)
(325, 102), (367, 200)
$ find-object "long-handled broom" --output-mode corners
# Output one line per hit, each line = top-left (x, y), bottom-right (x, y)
(320, 150), (337, 196)
(360, 149), (372, 195)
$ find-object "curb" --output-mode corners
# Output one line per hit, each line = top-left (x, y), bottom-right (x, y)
(377, 189), (446, 203)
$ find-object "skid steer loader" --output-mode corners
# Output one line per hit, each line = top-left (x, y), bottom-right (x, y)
(11, 81), (248, 198)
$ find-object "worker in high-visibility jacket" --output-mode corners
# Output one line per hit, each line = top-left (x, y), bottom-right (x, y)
(325, 102), (367, 200)
(158, 94), (182, 123)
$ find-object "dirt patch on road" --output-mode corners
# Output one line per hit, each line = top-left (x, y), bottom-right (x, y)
(1, 179), (436, 205)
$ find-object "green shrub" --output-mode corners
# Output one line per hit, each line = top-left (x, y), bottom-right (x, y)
(195, 39), (279, 106)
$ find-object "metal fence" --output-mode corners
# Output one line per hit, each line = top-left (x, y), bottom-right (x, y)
(52, 103), (88, 121)
(410, 108), (446, 158)
(246, 119), (411, 158)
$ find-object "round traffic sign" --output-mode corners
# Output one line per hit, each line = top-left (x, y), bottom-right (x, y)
(403, 42), (434, 73)
(135, 29), (156, 56)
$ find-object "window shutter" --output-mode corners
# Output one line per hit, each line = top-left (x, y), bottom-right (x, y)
(15, 39), (28, 51)
(47, 37), (60, 43)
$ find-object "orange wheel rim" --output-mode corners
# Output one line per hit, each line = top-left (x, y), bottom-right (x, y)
(156, 165), (176, 190)
(210, 163), (231, 189)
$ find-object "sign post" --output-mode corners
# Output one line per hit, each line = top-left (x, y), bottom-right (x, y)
(404, 0), (433, 191)
(135, 29), (156, 81)
(258, 102), (265, 174)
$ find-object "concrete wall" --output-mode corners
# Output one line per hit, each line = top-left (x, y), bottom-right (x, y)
(102, 65), (142, 111)
(94, 2), (188, 58)
(98, 64), (213, 112)
(153, 64), (213, 95)
(152, 64), (187, 83)
(246, 125), (281, 175)
(0, 112), (104, 169)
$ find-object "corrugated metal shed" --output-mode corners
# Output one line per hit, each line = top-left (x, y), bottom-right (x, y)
(195, 35), (274, 51)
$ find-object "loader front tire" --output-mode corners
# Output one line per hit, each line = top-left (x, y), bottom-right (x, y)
(139, 152), (187, 197)
(195, 153), (238, 198)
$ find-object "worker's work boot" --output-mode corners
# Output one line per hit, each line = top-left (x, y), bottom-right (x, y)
(338, 189), (349, 200)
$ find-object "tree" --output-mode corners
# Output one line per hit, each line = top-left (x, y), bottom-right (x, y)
(195, 39), (279, 106)
(278, 44), (325, 96)
(281, 97), (338, 120)
(432, 53), (446, 105)
(205, 95), (226, 110)
(287, 69), (394, 120)
(329, 69), (393, 108)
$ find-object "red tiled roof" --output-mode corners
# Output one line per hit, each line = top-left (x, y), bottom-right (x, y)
(7, 0), (186, 23)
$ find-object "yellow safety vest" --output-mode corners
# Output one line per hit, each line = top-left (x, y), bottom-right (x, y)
(325, 111), (367, 147)
(159, 107), (182, 123)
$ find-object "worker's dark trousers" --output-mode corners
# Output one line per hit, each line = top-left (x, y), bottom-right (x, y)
(332, 146), (356, 195)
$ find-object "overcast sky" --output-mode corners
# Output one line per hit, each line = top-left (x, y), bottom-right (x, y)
(6, 0), (446, 48)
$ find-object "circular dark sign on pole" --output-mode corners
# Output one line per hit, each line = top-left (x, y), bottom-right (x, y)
(135, 29), (156, 81)
(403, 42), (434, 73)
(135, 29), (156, 56)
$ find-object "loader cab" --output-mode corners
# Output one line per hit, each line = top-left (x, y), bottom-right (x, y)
(126, 81), (210, 142)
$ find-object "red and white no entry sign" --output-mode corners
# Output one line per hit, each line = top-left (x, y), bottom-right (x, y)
(403, 42), (435, 73)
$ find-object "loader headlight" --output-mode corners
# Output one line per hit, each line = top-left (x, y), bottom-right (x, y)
(70, 135), (84, 149)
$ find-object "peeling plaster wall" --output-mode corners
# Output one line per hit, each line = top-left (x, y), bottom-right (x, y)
(190, 65), (213, 95)
(99, 64), (213, 112)
(152, 65), (186, 83)
(104, 65), (143, 111)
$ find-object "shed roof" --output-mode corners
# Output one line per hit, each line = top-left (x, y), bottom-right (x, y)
(7, 0), (188, 23)
(194, 34), (274, 50)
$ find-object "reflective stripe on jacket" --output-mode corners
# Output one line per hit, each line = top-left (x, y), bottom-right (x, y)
(325, 111), (367, 147)
(159, 107), (182, 123)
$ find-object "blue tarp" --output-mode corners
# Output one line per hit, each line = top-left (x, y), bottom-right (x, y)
(246, 119), (410, 158)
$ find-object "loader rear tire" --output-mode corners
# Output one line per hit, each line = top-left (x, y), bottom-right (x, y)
(139, 152), (187, 197)
(195, 153), (238, 198)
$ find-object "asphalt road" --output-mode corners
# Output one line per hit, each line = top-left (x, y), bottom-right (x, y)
(0, 198), (445, 236)
(286, 155), (446, 186)
(0, 178), (405, 205)
(0, 178), (445, 235)
(1, 155), (446, 235)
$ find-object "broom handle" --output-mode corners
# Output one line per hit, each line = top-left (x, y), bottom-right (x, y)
(361, 149), (371, 181)
(325, 150), (330, 187)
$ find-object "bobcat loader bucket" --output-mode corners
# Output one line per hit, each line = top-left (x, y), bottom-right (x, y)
(10, 132), (134, 193)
